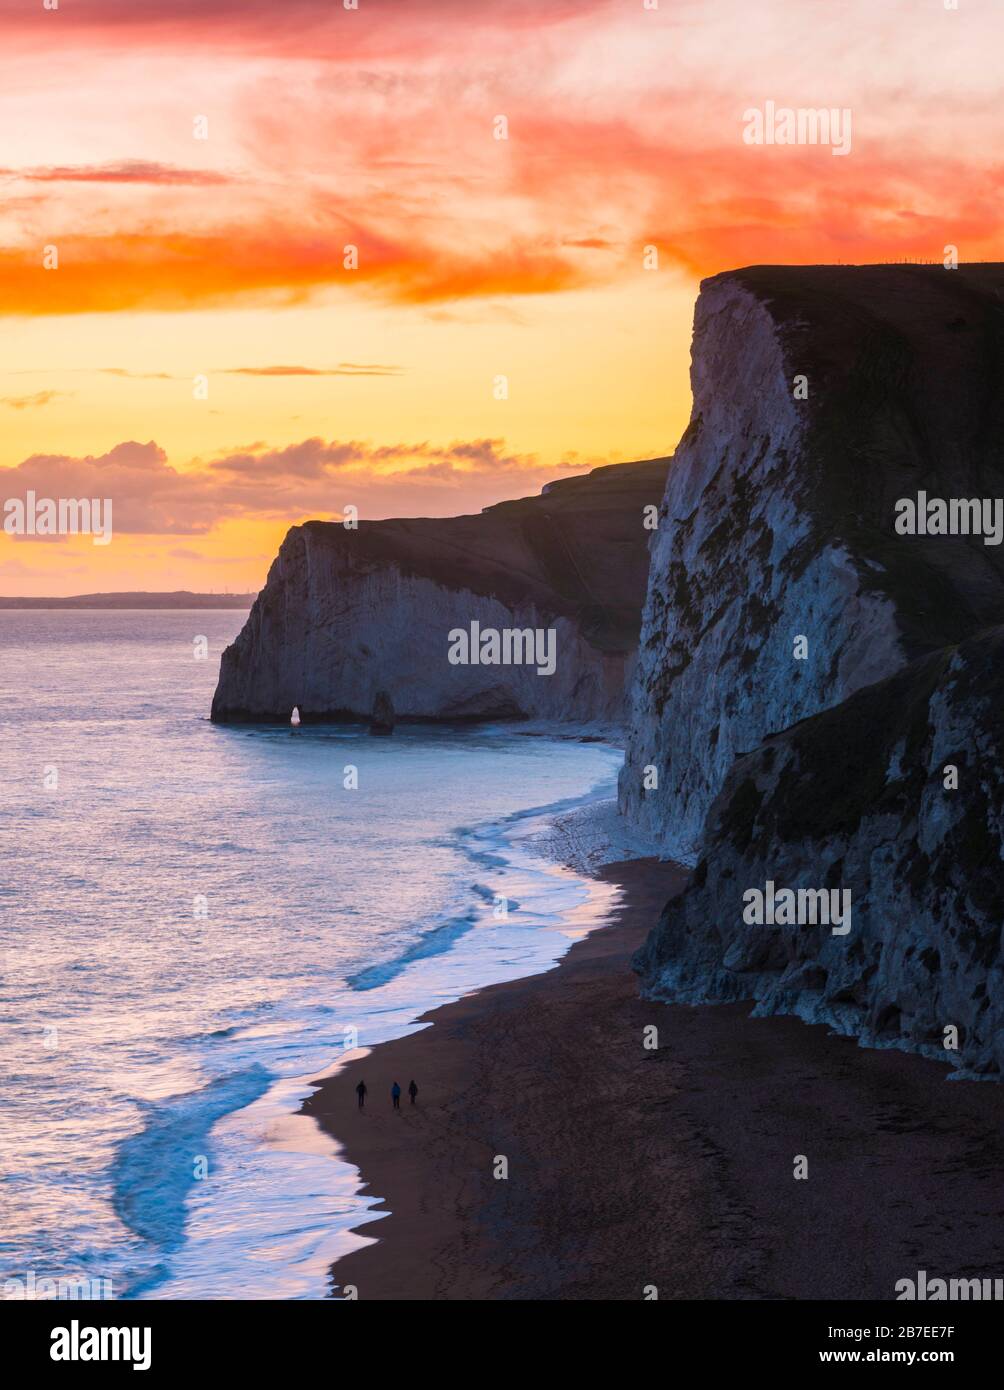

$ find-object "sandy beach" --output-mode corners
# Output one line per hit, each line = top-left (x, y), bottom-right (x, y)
(303, 858), (1004, 1301)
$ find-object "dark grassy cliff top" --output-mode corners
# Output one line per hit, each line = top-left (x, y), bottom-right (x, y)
(277, 458), (671, 653)
(697, 264), (1004, 658)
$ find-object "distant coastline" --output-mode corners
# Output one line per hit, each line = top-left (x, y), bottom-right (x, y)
(0, 591), (256, 610)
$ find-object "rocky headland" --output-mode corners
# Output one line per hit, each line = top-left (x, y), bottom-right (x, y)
(624, 263), (1004, 1074)
(211, 457), (668, 728)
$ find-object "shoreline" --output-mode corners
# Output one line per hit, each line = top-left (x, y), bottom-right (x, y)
(304, 855), (1004, 1301)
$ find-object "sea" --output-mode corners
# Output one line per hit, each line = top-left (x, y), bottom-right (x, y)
(0, 610), (622, 1300)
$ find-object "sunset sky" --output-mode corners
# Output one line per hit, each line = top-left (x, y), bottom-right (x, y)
(1, 0), (1001, 596)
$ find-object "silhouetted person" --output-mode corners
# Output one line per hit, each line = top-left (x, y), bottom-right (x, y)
(408, 1080), (418, 1105)
(356, 1080), (367, 1110)
(391, 1081), (401, 1110)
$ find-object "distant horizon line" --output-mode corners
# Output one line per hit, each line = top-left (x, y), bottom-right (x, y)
(0, 589), (257, 609)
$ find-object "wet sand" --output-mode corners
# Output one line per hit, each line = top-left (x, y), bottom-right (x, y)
(302, 858), (1004, 1300)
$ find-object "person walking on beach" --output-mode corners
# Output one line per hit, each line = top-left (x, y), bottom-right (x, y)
(356, 1080), (367, 1110)
(408, 1080), (418, 1106)
(391, 1081), (402, 1110)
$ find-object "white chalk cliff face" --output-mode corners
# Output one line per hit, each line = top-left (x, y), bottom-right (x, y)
(621, 265), (1004, 863)
(634, 626), (1004, 1076)
(629, 262), (1004, 1074)
(212, 459), (668, 727)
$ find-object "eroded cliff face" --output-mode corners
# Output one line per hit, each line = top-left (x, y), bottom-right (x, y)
(634, 626), (1004, 1076)
(620, 264), (1004, 863)
(212, 459), (668, 726)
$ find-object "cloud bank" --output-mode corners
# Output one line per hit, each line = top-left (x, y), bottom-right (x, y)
(0, 438), (580, 536)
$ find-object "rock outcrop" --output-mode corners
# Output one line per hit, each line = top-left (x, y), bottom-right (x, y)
(620, 264), (1004, 863)
(212, 459), (669, 726)
(634, 625), (1004, 1076)
(369, 690), (395, 736)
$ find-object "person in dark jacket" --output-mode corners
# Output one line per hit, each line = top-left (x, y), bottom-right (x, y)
(408, 1080), (418, 1105)
(356, 1080), (367, 1109)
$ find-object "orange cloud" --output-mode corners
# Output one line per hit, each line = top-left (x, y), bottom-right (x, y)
(6, 105), (1000, 318)
(1, 390), (67, 410)
(224, 364), (403, 377)
(4, 0), (1001, 320)
(0, 229), (589, 316)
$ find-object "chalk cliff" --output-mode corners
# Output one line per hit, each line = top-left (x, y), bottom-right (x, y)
(634, 625), (1004, 1076)
(620, 264), (1004, 863)
(628, 263), (1004, 1074)
(211, 459), (668, 726)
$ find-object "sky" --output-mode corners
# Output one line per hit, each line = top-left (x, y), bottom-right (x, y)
(1, 0), (1001, 596)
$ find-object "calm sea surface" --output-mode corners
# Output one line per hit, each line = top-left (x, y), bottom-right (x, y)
(0, 611), (620, 1298)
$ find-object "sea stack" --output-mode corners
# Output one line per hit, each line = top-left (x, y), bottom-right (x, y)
(369, 690), (395, 736)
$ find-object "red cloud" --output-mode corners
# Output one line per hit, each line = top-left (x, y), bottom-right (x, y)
(3, 2), (1001, 318)
(0, 161), (234, 185)
(0, 437), (574, 535)
(0, 0), (615, 61)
